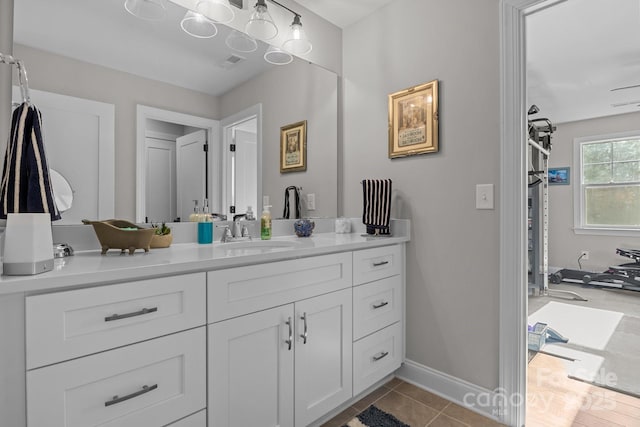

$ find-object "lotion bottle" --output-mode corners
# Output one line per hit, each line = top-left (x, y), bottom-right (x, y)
(260, 205), (272, 240)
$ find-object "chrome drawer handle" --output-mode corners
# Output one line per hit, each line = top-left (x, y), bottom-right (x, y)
(372, 301), (389, 309)
(372, 351), (389, 362)
(105, 384), (158, 407)
(285, 317), (293, 351)
(105, 307), (158, 322)
(372, 260), (389, 267)
(300, 312), (308, 344)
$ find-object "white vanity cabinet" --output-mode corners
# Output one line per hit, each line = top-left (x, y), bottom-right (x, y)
(207, 253), (353, 427)
(9, 236), (407, 427)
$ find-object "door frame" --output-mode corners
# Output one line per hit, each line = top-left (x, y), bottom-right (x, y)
(499, 1), (562, 425)
(135, 105), (219, 223)
(220, 103), (262, 217)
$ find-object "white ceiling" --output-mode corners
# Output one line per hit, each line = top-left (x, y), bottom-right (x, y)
(527, 0), (640, 124)
(294, 0), (396, 28)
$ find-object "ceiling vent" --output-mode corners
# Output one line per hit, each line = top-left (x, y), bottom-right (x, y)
(219, 54), (246, 69)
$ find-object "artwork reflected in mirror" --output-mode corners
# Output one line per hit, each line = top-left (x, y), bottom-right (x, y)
(280, 120), (307, 173)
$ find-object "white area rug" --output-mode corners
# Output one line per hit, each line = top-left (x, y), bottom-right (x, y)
(528, 301), (623, 350)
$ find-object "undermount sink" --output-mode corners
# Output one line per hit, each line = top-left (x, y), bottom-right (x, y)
(218, 239), (301, 251)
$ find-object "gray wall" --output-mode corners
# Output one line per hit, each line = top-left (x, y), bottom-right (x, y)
(548, 111), (640, 271)
(13, 44), (221, 221)
(342, 0), (501, 390)
(220, 60), (338, 218)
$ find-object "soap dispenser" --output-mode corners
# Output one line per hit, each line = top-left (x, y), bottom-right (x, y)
(189, 200), (200, 222)
(198, 198), (213, 244)
(260, 205), (272, 240)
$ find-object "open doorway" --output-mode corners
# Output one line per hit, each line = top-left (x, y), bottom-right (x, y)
(524, 1), (640, 425)
(135, 105), (220, 224)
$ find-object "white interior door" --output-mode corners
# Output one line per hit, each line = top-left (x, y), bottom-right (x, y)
(234, 128), (258, 215)
(176, 130), (207, 222)
(145, 137), (175, 223)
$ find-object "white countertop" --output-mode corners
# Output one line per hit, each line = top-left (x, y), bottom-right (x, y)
(0, 232), (409, 296)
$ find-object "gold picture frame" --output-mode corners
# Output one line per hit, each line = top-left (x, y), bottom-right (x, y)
(280, 120), (307, 173)
(388, 79), (439, 158)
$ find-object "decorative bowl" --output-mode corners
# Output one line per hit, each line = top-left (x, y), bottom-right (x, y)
(83, 219), (155, 255)
(294, 219), (315, 237)
(150, 233), (173, 248)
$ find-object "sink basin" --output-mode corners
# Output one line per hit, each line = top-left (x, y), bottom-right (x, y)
(218, 240), (301, 251)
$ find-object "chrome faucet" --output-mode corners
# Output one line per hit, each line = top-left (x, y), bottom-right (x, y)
(232, 214), (250, 238)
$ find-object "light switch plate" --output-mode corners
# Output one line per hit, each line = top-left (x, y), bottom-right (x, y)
(476, 184), (494, 209)
(307, 193), (316, 211)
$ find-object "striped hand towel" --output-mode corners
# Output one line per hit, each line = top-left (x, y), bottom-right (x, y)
(0, 102), (60, 221)
(362, 179), (392, 235)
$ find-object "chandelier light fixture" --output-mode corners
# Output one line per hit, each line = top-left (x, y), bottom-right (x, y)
(127, 0), (312, 65)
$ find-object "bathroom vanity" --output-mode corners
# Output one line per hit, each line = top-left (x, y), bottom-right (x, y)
(0, 221), (408, 427)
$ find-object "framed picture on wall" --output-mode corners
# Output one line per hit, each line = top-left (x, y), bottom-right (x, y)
(549, 167), (570, 185)
(280, 120), (307, 173)
(388, 79), (439, 158)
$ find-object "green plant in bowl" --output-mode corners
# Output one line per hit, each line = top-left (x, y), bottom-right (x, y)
(152, 222), (171, 236)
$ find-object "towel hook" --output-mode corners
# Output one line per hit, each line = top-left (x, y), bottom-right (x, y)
(0, 52), (31, 105)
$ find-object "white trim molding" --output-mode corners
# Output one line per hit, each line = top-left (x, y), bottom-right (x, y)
(499, 0), (552, 426)
(397, 360), (502, 422)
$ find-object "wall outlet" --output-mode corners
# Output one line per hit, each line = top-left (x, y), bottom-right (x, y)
(580, 250), (589, 260)
(307, 193), (316, 211)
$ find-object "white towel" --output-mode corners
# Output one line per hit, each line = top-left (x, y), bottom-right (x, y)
(362, 179), (391, 235)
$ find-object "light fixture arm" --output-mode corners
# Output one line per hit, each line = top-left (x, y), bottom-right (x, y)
(263, 0), (302, 22)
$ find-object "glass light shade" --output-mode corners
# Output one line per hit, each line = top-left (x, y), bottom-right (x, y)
(264, 46), (293, 65)
(245, 3), (278, 41)
(196, 0), (234, 24)
(181, 11), (218, 38)
(124, 0), (166, 21)
(282, 20), (312, 55)
(225, 30), (258, 53)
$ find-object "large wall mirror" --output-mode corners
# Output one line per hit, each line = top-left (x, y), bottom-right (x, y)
(11, 0), (338, 224)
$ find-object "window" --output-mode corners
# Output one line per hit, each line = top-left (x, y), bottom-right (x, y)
(574, 131), (640, 234)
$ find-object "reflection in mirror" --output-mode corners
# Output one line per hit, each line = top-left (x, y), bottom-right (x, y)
(50, 169), (73, 213)
(13, 0), (338, 223)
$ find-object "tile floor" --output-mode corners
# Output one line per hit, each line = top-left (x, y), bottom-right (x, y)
(321, 378), (505, 427)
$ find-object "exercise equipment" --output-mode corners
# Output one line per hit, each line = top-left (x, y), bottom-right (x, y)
(549, 248), (640, 292)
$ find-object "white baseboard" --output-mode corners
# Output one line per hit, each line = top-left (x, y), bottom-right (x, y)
(396, 359), (502, 422)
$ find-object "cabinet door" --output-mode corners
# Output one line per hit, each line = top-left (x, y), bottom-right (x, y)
(294, 288), (353, 427)
(209, 305), (294, 427)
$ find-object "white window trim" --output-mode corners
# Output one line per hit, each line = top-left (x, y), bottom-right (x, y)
(573, 129), (640, 236)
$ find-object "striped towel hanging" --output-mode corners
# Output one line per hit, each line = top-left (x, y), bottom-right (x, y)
(0, 102), (60, 221)
(362, 179), (392, 235)
(283, 185), (301, 219)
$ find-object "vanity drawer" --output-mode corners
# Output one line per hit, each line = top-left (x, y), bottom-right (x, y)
(353, 275), (402, 340)
(26, 272), (206, 369)
(27, 327), (206, 427)
(353, 245), (402, 286)
(208, 252), (352, 322)
(353, 322), (403, 396)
